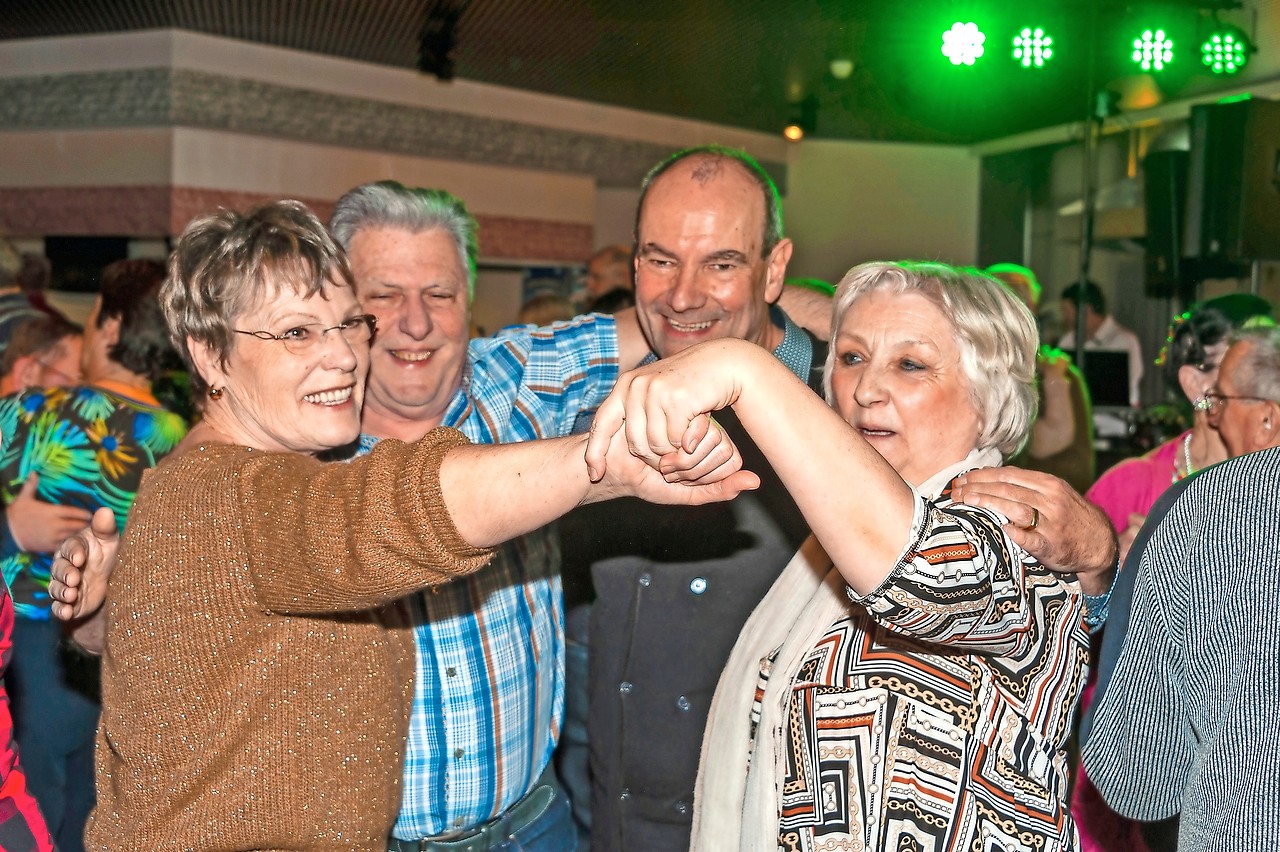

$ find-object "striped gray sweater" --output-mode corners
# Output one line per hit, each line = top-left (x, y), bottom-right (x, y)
(1082, 445), (1280, 851)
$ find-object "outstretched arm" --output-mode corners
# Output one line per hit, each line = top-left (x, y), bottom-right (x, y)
(443, 421), (758, 548)
(585, 338), (915, 595)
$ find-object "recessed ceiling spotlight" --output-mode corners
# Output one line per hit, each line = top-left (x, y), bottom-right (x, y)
(829, 58), (854, 80)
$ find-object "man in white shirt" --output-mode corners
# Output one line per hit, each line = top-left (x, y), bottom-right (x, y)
(1059, 280), (1144, 438)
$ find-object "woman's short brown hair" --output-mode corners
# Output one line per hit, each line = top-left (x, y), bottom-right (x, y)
(162, 200), (355, 394)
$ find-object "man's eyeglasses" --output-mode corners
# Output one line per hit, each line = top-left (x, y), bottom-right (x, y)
(234, 314), (376, 356)
(35, 360), (80, 385)
(1194, 389), (1274, 415)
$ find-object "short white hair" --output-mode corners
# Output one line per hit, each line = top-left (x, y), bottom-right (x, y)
(824, 261), (1040, 458)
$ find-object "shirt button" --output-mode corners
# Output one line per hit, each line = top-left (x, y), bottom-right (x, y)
(674, 800), (690, 815)
(689, 577), (708, 595)
(676, 695), (691, 712)
(454, 748), (464, 758)
(639, 573), (651, 587)
(620, 788), (631, 801)
(619, 681), (633, 695)
(446, 667), (457, 677)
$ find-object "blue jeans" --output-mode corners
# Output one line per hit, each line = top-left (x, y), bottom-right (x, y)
(555, 604), (592, 850)
(490, 789), (576, 852)
(7, 617), (98, 852)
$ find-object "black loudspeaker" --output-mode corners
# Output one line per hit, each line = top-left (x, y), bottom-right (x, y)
(1143, 149), (1189, 299)
(1184, 97), (1280, 262)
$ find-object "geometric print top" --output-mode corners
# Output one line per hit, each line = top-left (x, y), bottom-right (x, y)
(0, 383), (187, 618)
(758, 492), (1088, 852)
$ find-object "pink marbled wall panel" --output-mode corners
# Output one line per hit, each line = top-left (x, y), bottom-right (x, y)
(1, 186), (592, 263)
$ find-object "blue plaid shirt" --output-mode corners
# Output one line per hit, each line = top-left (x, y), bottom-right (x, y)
(358, 315), (619, 840)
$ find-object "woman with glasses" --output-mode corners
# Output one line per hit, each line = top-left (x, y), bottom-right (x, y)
(0, 258), (189, 852)
(54, 200), (749, 850)
(1074, 293), (1271, 852)
(1086, 294), (1272, 561)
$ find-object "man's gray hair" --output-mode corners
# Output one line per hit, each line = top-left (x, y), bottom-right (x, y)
(1229, 325), (1280, 404)
(330, 180), (478, 297)
(824, 261), (1040, 458)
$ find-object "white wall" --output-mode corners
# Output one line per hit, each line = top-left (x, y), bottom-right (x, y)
(783, 140), (980, 285)
(594, 187), (641, 250)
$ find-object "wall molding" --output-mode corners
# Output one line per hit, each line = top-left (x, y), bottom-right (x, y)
(1, 68), (788, 192)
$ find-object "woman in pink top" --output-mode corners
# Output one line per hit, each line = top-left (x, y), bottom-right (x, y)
(1077, 293), (1272, 852)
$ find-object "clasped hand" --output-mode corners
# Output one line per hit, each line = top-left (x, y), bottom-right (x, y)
(587, 341), (757, 501)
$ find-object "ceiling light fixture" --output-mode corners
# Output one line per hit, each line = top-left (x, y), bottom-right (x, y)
(1013, 26), (1054, 67)
(1200, 24), (1251, 75)
(1131, 28), (1174, 72)
(942, 22), (986, 66)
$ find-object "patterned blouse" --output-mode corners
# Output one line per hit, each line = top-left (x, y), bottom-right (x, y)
(756, 491), (1089, 851)
(0, 384), (187, 618)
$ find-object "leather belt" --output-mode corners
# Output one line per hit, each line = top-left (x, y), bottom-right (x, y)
(387, 769), (557, 852)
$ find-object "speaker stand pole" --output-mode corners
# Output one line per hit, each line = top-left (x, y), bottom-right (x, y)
(1073, 0), (1101, 368)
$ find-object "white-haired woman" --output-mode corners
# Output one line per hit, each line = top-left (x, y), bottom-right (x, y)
(587, 260), (1088, 850)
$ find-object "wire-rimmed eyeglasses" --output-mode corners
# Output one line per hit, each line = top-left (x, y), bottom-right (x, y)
(1194, 389), (1273, 415)
(234, 314), (376, 356)
(34, 360), (80, 385)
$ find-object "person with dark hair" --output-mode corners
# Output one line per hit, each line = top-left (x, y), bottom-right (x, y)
(0, 258), (189, 852)
(1088, 294), (1273, 559)
(0, 314), (91, 571)
(587, 286), (636, 314)
(1059, 280), (1144, 411)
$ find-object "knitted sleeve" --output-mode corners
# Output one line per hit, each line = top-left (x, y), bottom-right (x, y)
(234, 427), (494, 614)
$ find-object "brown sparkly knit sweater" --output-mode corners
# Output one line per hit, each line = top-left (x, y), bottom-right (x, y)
(88, 428), (494, 851)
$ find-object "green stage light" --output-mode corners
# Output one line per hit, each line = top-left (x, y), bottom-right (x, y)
(1201, 28), (1249, 75)
(1132, 29), (1174, 71)
(1013, 26), (1054, 67)
(942, 22), (986, 66)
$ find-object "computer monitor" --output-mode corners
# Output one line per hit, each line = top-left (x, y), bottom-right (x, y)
(1078, 350), (1131, 409)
